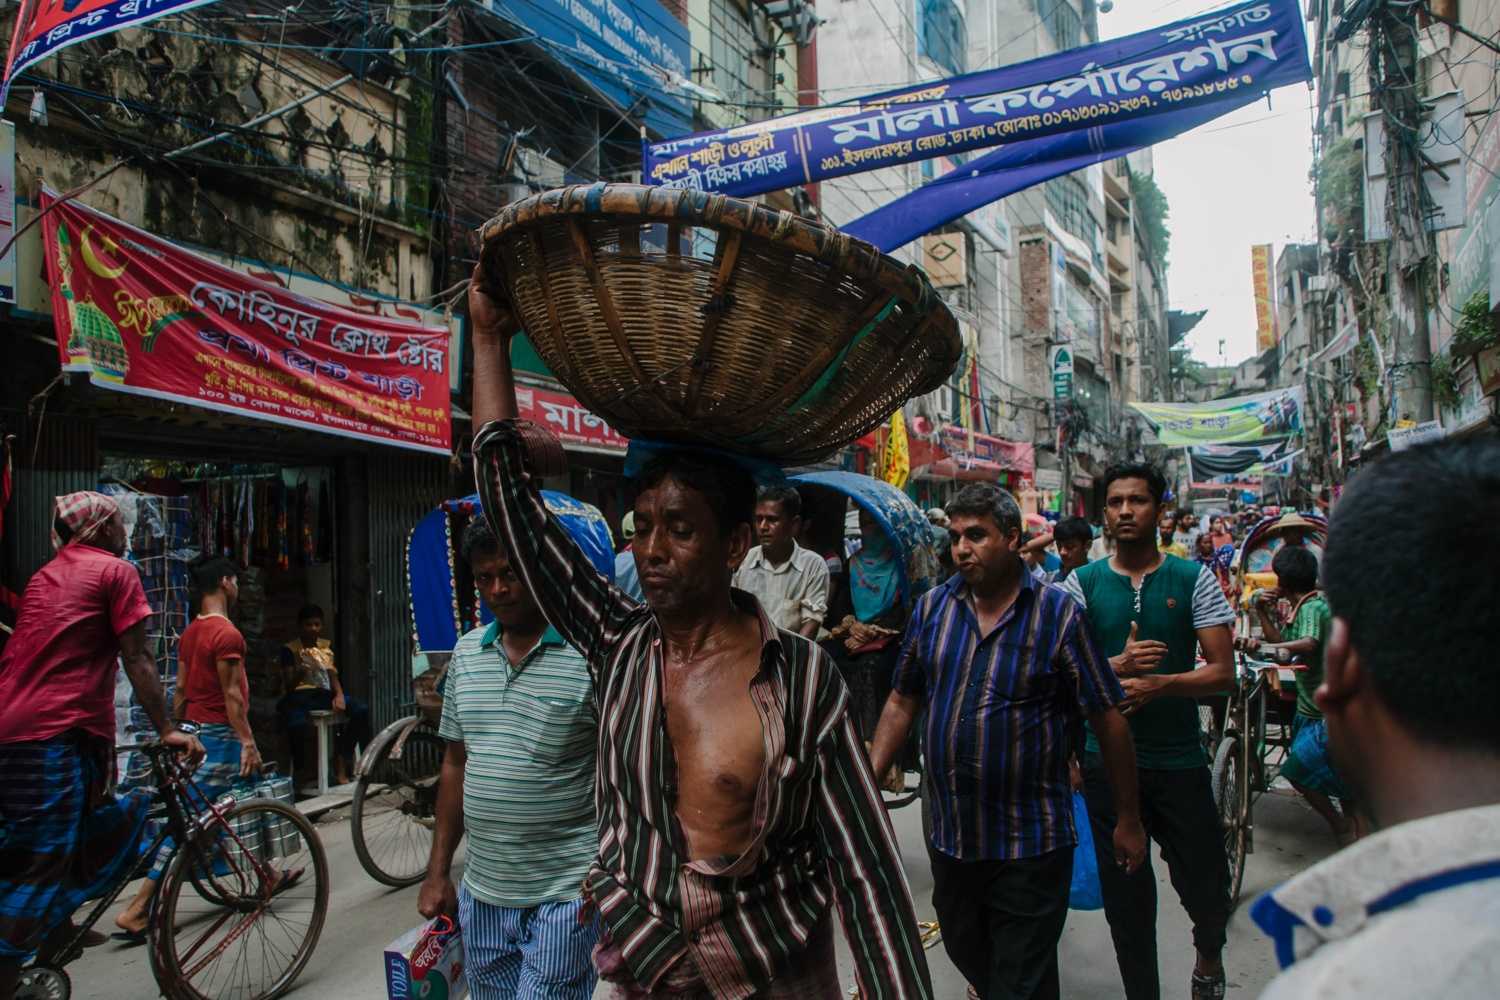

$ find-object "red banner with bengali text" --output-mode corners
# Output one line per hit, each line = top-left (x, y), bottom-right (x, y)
(515, 383), (628, 454)
(41, 190), (451, 455)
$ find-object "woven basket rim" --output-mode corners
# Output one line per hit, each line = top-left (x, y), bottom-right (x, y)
(478, 182), (959, 345)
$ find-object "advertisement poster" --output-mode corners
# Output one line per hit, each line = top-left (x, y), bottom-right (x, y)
(1130, 386), (1304, 446)
(1251, 243), (1276, 352)
(488, 0), (690, 137)
(3, 0), (223, 102)
(42, 191), (451, 455)
(1186, 436), (1300, 478)
(644, 0), (1310, 199)
(514, 384), (627, 455)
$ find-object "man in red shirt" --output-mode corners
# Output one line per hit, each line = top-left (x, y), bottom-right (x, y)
(0, 492), (202, 996)
(113, 555), (295, 940)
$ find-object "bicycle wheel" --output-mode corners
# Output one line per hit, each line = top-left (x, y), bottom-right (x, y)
(1211, 735), (1248, 908)
(351, 728), (444, 886)
(14, 965), (70, 1000)
(152, 800), (329, 1000)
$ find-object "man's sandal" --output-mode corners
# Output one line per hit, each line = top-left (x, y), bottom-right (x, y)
(1191, 970), (1227, 1000)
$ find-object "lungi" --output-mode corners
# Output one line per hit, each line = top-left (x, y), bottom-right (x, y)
(594, 910), (841, 998)
(1280, 714), (1349, 800)
(146, 723), (242, 880)
(0, 732), (152, 959)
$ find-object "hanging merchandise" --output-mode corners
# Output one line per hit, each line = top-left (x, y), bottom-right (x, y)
(317, 481), (334, 563)
(275, 479), (290, 571)
(300, 482), (314, 566)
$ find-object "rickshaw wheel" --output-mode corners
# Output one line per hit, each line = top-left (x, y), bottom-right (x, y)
(1211, 735), (1248, 908)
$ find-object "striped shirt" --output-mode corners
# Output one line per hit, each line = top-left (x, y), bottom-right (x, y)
(892, 568), (1124, 861)
(475, 420), (932, 1000)
(438, 620), (597, 908)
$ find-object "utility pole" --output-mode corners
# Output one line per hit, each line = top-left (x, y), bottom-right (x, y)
(1374, 5), (1434, 423)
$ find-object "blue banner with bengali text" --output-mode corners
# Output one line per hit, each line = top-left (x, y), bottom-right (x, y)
(641, 0), (1309, 202)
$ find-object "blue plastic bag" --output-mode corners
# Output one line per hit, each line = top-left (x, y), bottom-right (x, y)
(1068, 791), (1104, 910)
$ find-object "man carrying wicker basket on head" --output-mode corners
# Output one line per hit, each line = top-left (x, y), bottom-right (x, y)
(464, 266), (933, 1000)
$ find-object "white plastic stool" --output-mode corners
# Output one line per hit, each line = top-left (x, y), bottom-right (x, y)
(307, 710), (347, 794)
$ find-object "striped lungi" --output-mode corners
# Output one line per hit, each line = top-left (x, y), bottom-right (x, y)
(0, 732), (153, 959)
(146, 723), (242, 880)
(595, 910), (841, 998)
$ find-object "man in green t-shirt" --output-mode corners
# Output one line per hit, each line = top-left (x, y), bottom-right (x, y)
(1243, 545), (1356, 844)
(1059, 463), (1236, 1000)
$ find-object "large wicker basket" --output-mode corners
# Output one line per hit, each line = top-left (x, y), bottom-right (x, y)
(478, 184), (961, 464)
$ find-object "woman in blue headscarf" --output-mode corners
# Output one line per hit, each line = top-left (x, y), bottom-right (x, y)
(823, 507), (908, 743)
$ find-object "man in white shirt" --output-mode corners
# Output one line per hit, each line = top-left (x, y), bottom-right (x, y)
(732, 485), (830, 639)
(1252, 436), (1500, 999)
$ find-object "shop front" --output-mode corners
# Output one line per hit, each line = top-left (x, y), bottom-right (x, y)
(1, 195), (459, 783)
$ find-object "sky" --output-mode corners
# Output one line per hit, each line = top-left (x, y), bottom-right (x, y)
(1100, 0), (1319, 367)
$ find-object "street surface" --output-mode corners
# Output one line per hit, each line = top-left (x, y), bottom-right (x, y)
(68, 788), (1333, 999)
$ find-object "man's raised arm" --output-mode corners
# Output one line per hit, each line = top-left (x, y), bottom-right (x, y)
(467, 266), (632, 668)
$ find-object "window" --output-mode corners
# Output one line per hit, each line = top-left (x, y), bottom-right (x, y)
(918, 0), (967, 77)
(1046, 174), (1100, 251)
(710, 0), (775, 111)
(1036, 0), (1082, 51)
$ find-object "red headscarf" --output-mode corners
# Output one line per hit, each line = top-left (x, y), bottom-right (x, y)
(51, 490), (121, 552)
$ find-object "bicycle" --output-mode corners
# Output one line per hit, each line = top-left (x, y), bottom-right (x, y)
(16, 740), (329, 1000)
(1208, 650), (1298, 908)
(350, 712), (445, 887)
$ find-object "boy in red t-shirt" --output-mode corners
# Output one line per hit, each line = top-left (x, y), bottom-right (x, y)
(113, 557), (298, 941)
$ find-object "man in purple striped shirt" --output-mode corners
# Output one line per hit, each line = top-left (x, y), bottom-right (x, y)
(464, 270), (932, 999)
(870, 482), (1146, 1000)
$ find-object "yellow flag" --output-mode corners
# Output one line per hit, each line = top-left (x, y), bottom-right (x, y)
(882, 410), (910, 490)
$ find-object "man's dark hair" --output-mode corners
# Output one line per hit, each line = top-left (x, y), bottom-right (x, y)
(1054, 517), (1093, 546)
(1322, 437), (1500, 754)
(1270, 546), (1318, 594)
(297, 604), (324, 623)
(1104, 461), (1167, 505)
(635, 450), (755, 537)
(755, 484), (802, 520)
(461, 517), (504, 566)
(946, 483), (1022, 536)
(189, 556), (237, 597)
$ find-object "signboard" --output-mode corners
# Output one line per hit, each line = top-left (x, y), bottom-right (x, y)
(881, 410), (911, 490)
(644, 0), (1310, 201)
(490, 0), (690, 137)
(1051, 345), (1074, 400)
(0, 121), (12, 303)
(515, 383), (628, 455)
(939, 425), (1035, 476)
(1252, 243), (1275, 352)
(1034, 468), (1063, 490)
(1386, 419), (1444, 452)
(1362, 92), (1467, 241)
(42, 191), (451, 455)
(2, 0), (223, 104)
(1187, 436), (1299, 477)
(1129, 385), (1304, 446)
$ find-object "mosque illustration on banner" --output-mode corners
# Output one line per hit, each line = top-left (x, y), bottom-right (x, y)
(55, 221), (129, 384)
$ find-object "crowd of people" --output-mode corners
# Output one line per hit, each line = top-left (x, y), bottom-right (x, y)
(0, 267), (1494, 1000)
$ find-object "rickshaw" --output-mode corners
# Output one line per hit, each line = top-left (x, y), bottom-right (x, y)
(790, 470), (941, 810)
(348, 492), (614, 886)
(1207, 511), (1328, 905)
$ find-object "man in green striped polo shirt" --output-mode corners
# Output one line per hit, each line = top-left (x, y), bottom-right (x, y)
(418, 519), (599, 999)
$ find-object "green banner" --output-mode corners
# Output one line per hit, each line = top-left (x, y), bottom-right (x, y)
(1130, 386), (1304, 446)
